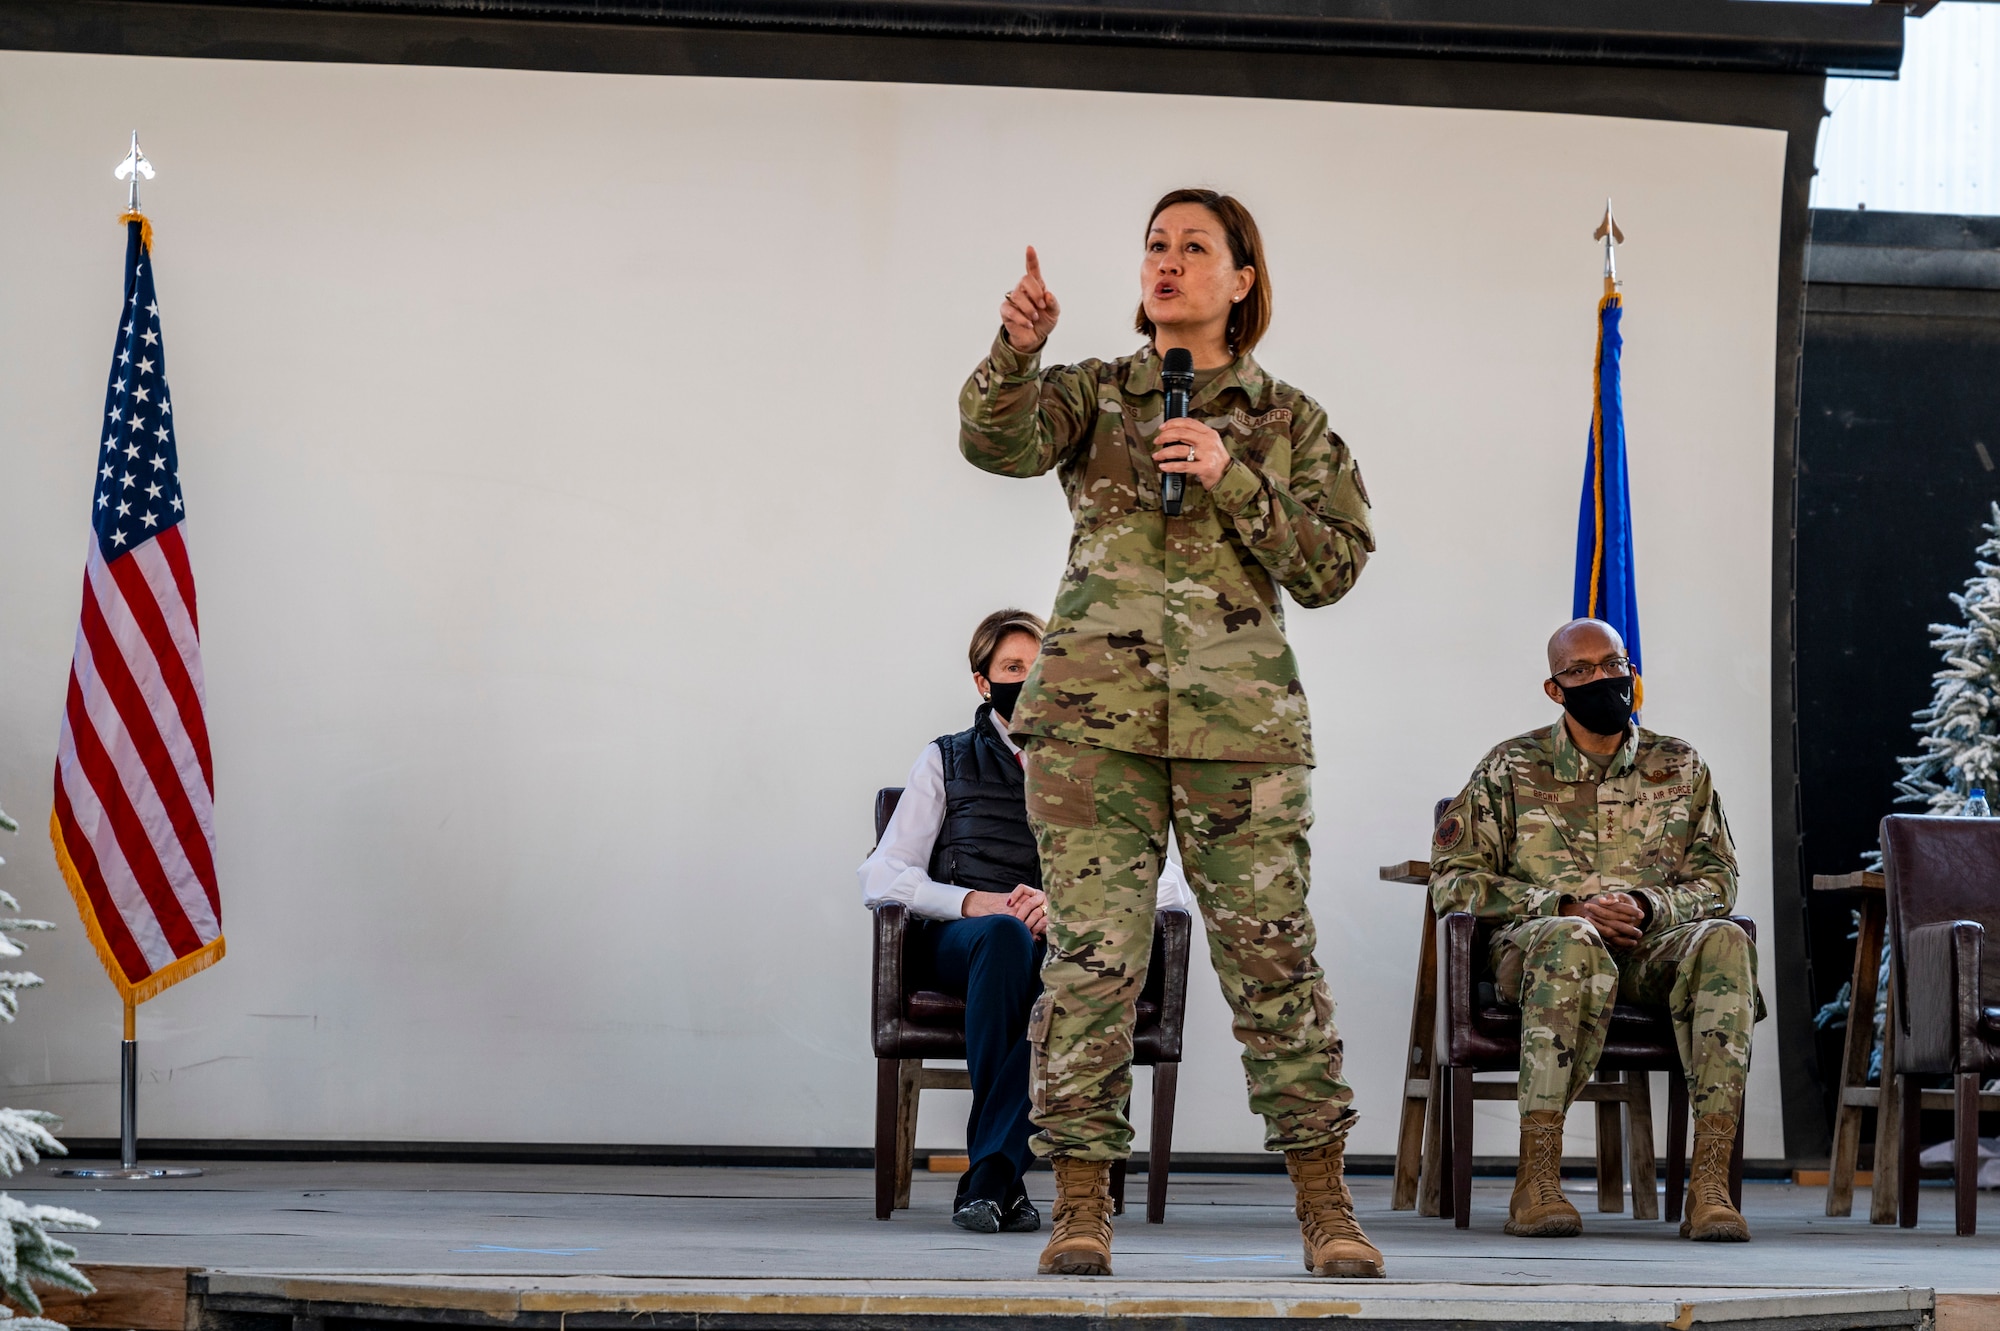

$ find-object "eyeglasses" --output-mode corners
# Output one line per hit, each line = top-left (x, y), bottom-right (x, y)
(1551, 656), (1632, 687)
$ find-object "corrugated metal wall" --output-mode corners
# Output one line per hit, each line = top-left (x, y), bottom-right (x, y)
(1815, 1), (1999, 215)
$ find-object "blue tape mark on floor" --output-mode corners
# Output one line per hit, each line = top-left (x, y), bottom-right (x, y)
(453, 1245), (603, 1256)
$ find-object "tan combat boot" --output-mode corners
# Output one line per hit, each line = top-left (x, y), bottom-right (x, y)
(1680, 1114), (1751, 1242)
(1284, 1141), (1386, 1278)
(1505, 1110), (1582, 1237)
(1037, 1157), (1114, 1276)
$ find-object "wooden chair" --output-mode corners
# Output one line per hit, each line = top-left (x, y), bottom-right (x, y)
(1880, 813), (2000, 1236)
(1383, 798), (1748, 1227)
(869, 786), (1193, 1223)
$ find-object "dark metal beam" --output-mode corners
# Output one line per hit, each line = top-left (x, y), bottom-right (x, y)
(82, 0), (1906, 73)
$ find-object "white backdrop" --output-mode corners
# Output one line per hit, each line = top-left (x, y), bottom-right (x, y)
(0, 50), (1785, 1158)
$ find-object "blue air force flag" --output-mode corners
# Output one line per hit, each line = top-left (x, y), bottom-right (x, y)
(1572, 288), (1643, 703)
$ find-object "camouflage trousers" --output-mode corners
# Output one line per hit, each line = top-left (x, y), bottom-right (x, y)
(1022, 735), (1353, 1160)
(1492, 915), (1761, 1119)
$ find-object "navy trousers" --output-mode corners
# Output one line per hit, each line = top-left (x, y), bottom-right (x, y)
(916, 913), (1046, 1207)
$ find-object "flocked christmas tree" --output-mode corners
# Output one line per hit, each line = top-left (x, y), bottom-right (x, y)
(0, 800), (95, 1330)
(1815, 503), (2000, 1080)
(1886, 501), (2000, 817)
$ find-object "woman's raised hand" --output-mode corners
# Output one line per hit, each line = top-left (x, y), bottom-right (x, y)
(1000, 246), (1061, 353)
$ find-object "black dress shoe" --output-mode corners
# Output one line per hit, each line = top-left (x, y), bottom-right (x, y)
(952, 1198), (1002, 1233)
(1000, 1194), (1041, 1233)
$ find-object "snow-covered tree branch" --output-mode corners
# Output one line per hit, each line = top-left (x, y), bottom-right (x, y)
(0, 804), (96, 1329)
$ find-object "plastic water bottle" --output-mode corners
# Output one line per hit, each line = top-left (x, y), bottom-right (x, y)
(1964, 788), (1991, 818)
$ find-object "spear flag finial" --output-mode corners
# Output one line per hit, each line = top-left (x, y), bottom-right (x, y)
(115, 132), (154, 213)
(1594, 199), (1624, 293)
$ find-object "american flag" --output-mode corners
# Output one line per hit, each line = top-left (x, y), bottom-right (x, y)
(50, 214), (224, 1002)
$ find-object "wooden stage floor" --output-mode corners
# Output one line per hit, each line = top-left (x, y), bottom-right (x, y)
(16, 1162), (1999, 1330)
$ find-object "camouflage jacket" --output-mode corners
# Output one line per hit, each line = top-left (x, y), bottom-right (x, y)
(958, 334), (1374, 764)
(1429, 720), (1738, 931)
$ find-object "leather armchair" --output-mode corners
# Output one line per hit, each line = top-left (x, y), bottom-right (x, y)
(873, 900), (1190, 1065)
(1881, 813), (2000, 1235)
(869, 786), (1192, 1223)
(1437, 909), (1753, 1228)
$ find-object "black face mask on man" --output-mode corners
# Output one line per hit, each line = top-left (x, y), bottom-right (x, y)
(985, 680), (1024, 722)
(1556, 674), (1635, 737)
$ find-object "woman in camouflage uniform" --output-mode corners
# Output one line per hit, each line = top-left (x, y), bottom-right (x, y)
(958, 189), (1381, 1279)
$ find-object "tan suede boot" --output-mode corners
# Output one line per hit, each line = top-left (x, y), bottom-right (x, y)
(1284, 1141), (1386, 1278)
(1504, 1110), (1582, 1237)
(1680, 1114), (1751, 1242)
(1036, 1157), (1114, 1276)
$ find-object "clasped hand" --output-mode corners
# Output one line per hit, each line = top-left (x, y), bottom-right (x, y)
(964, 884), (1049, 938)
(1560, 889), (1647, 950)
(1152, 418), (1230, 491)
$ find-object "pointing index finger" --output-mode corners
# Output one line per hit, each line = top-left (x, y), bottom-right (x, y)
(1025, 246), (1043, 284)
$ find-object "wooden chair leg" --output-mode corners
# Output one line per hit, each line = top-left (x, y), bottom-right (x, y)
(875, 1058), (900, 1220)
(1391, 1081), (1427, 1212)
(1899, 1073), (1921, 1229)
(1393, 909), (1440, 1212)
(1957, 1071), (1981, 1237)
(1418, 1065), (1446, 1218)
(1110, 1158), (1128, 1216)
(1451, 1067), (1475, 1229)
(894, 1059), (920, 1211)
(1827, 897), (1885, 1218)
(1147, 1063), (1177, 1224)
(1872, 966), (1904, 1225)
(1624, 1070), (1659, 1221)
(1440, 1063), (1456, 1215)
(1594, 1076), (1626, 1214)
(1664, 1074), (1689, 1224)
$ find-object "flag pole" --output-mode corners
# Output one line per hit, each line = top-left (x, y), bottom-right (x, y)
(50, 134), (203, 1182)
(120, 995), (136, 1170)
(53, 994), (200, 1179)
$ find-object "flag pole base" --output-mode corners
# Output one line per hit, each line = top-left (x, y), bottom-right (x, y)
(48, 1027), (203, 1178)
(51, 1165), (203, 1179)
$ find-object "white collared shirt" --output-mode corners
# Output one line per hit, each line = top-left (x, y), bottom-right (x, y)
(858, 711), (1197, 919)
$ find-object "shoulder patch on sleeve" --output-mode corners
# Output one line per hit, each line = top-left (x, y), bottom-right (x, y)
(1433, 811), (1466, 853)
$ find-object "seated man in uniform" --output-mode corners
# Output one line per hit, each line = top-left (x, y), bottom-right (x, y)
(860, 608), (1194, 1234)
(1428, 618), (1762, 1243)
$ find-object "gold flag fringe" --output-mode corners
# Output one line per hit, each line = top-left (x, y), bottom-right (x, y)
(49, 810), (224, 1005)
(118, 209), (153, 254)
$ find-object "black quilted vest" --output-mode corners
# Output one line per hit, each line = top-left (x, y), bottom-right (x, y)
(927, 703), (1042, 895)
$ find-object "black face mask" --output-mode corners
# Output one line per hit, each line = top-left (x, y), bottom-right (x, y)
(985, 680), (1024, 722)
(1556, 674), (1635, 737)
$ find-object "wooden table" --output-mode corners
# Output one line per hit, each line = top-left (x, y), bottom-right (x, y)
(1814, 870), (1895, 1223)
(1381, 860), (1443, 1216)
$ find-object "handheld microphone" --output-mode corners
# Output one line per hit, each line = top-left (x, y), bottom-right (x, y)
(1160, 347), (1194, 517)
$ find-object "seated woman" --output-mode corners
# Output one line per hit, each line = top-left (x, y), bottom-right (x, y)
(860, 607), (1193, 1234)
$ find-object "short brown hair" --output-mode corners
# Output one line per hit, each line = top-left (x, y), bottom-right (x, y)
(969, 608), (1046, 677)
(1134, 188), (1271, 358)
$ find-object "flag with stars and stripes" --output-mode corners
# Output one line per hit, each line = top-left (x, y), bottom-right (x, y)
(50, 212), (223, 1003)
